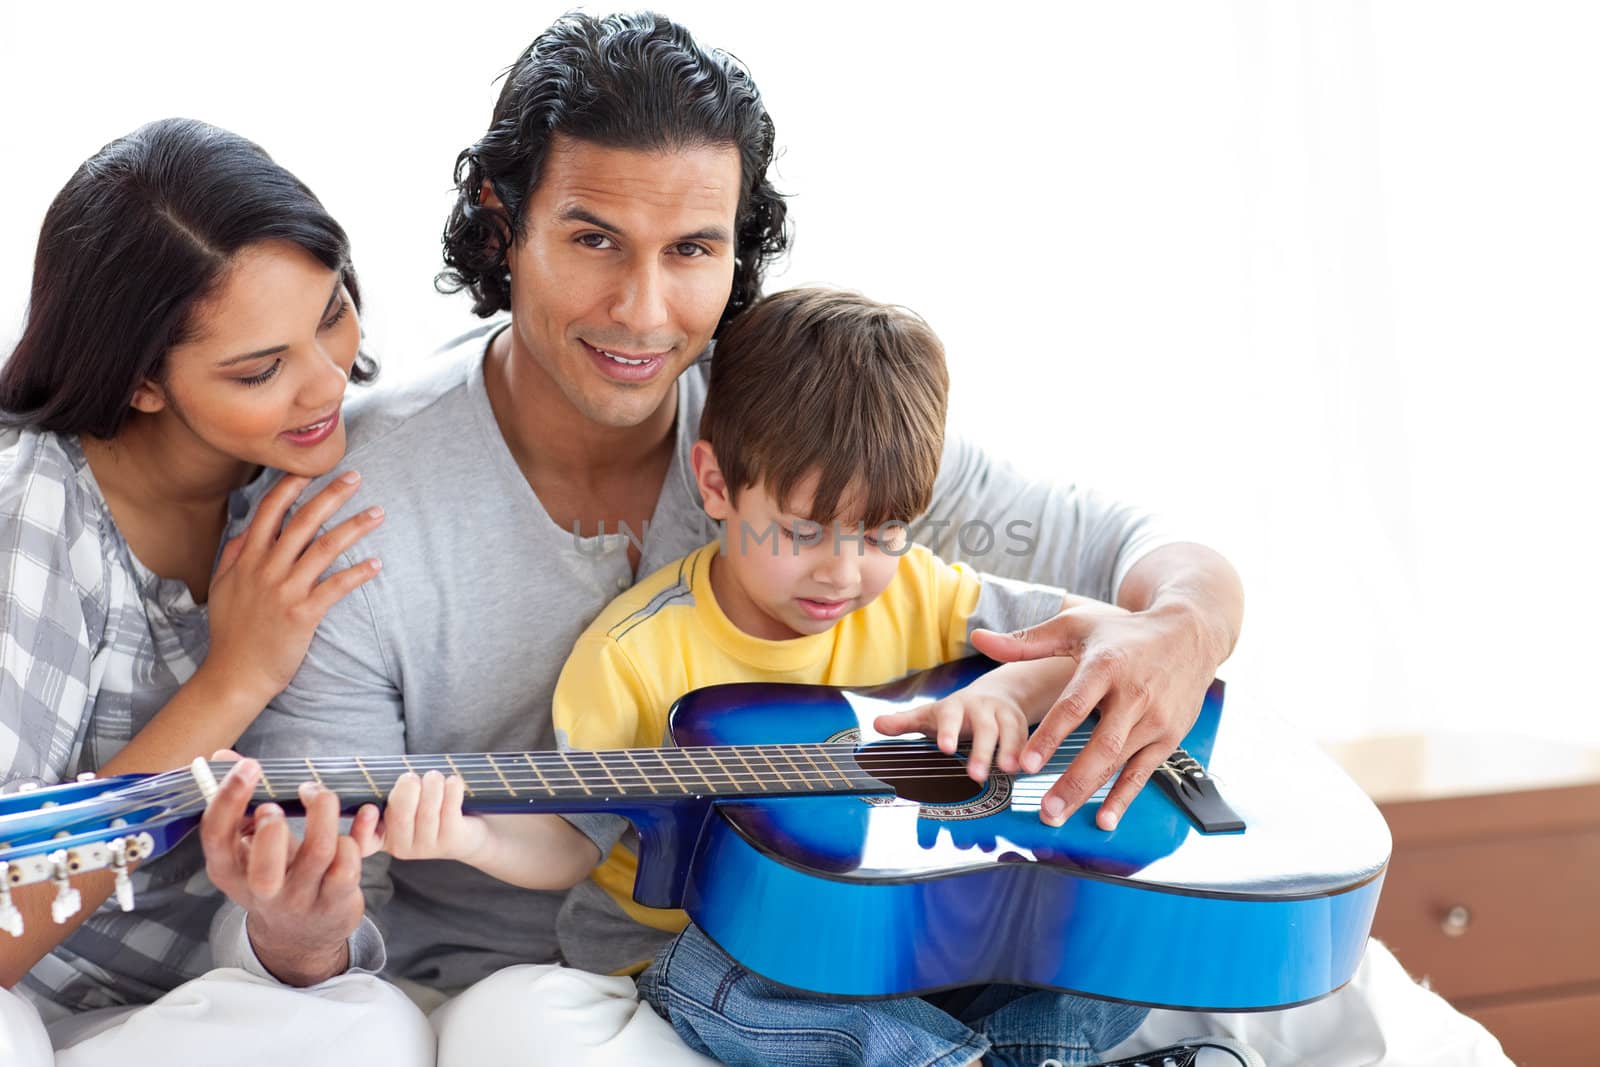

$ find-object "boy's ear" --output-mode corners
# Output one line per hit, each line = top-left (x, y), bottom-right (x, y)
(691, 440), (732, 520)
(129, 379), (167, 415)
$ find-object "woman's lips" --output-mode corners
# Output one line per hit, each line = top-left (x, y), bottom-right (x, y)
(280, 409), (340, 446)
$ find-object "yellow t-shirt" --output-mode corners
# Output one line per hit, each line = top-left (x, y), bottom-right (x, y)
(551, 540), (1062, 973)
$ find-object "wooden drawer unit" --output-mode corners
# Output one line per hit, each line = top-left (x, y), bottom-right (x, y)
(1371, 782), (1600, 1067)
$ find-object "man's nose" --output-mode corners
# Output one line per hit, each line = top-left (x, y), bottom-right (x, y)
(610, 258), (671, 337)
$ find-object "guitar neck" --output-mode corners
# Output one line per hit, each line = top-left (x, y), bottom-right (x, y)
(223, 744), (887, 810)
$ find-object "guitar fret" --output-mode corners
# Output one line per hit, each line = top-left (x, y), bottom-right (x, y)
(772, 747), (815, 789)
(561, 753), (597, 796)
(703, 747), (743, 792)
(677, 749), (718, 795)
(622, 750), (660, 794)
(730, 746), (773, 790)
(354, 757), (382, 799)
(485, 754), (518, 797)
(797, 746), (842, 788)
(522, 752), (555, 795)
(443, 754), (474, 796)
(655, 749), (690, 793)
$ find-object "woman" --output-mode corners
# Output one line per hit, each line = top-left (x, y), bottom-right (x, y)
(0, 118), (428, 1065)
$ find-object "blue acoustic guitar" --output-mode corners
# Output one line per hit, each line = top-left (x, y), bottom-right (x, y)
(0, 657), (1389, 1011)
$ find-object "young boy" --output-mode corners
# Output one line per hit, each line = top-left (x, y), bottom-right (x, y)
(355, 288), (1147, 1065)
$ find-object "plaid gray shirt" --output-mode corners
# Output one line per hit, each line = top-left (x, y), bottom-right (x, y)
(0, 427), (266, 1013)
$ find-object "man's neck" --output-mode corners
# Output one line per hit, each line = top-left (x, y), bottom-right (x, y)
(484, 326), (679, 491)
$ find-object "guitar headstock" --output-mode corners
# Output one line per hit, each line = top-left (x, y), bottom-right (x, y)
(0, 768), (204, 936)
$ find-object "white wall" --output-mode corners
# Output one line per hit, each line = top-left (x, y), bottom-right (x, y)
(3, 2), (1596, 745)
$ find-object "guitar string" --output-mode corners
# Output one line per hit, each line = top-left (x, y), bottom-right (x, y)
(2, 742), (1103, 832)
(22, 746), (1101, 837)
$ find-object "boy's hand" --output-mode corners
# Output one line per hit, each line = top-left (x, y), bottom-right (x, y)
(874, 690), (1029, 783)
(350, 771), (489, 864)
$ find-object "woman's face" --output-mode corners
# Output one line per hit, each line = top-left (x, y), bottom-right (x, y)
(136, 240), (360, 478)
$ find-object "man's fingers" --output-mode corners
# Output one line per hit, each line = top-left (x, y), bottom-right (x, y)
(245, 805), (291, 898)
(1020, 659), (1114, 773)
(285, 785), (341, 892)
(1037, 729), (1126, 827)
(1096, 742), (1170, 831)
(970, 612), (1091, 664)
(200, 758), (259, 878)
(319, 836), (363, 905)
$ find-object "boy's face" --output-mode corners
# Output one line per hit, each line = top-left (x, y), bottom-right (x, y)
(694, 444), (908, 640)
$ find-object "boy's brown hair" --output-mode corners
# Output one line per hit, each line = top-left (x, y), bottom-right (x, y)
(700, 287), (948, 528)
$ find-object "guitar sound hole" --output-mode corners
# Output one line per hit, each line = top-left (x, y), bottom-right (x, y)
(854, 746), (982, 805)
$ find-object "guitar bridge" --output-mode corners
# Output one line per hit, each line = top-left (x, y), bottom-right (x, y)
(1155, 748), (1245, 833)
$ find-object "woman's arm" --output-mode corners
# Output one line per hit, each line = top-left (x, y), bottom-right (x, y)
(0, 471), (383, 986)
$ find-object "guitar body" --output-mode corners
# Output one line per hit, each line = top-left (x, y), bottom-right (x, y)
(664, 658), (1390, 1011)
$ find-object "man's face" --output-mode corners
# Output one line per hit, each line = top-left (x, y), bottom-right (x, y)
(503, 135), (742, 429)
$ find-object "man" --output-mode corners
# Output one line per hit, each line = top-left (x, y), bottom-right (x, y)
(198, 12), (1502, 1067)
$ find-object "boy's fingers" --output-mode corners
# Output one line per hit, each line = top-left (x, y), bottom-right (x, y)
(967, 709), (999, 782)
(995, 712), (1027, 775)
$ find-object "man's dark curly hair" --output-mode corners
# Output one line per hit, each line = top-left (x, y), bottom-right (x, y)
(438, 11), (789, 336)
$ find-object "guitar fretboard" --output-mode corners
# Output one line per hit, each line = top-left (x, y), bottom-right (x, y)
(218, 745), (885, 807)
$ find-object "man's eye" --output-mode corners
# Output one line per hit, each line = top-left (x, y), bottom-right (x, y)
(674, 242), (709, 257)
(577, 233), (614, 250)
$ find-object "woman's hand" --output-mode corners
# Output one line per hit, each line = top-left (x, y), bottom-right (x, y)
(204, 471), (383, 704)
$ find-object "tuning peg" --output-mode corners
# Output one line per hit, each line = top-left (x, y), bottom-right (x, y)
(0, 863), (22, 937)
(110, 839), (135, 911)
(50, 851), (81, 924)
(76, 772), (97, 782)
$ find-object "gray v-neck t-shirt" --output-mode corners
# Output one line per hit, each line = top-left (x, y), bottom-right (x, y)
(234, 320), (1177, 991)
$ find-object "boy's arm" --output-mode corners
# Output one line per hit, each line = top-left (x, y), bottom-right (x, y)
(348, 773), (604, 891)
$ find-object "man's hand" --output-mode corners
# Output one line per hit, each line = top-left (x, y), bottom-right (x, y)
(970, 550), (1240, 831)
(200, 759), (366, 986)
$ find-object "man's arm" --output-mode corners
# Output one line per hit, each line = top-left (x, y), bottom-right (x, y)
(920, 433), (1244, 828)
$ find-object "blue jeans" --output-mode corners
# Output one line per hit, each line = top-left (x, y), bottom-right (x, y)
(637, 923), (1148, 1067)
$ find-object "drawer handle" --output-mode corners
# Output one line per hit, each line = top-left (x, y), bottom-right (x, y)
(1440, 904), (1471, 937)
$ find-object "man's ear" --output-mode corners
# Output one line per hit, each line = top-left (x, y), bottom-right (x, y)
(129, 379), (166, 415)
(691, 440), (732, 520)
